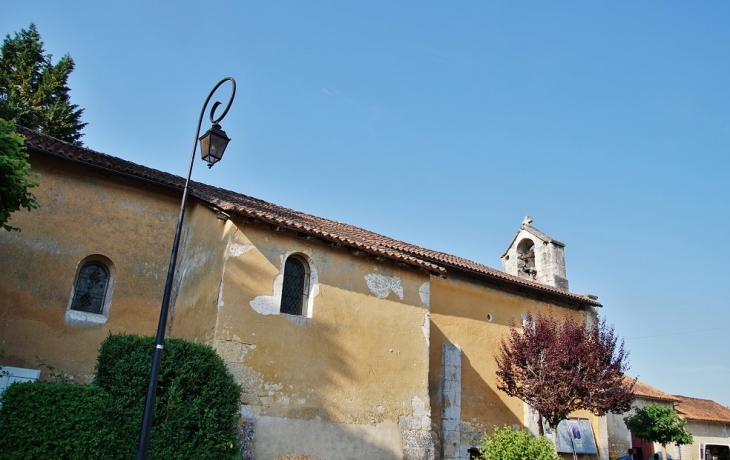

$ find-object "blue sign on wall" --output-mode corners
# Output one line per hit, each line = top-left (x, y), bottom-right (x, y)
(551, 419), (598, 454)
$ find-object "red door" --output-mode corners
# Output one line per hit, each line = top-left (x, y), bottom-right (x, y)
(631, 433), (656, 460)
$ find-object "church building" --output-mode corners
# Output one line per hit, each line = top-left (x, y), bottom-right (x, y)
(0, 126), (605, 460)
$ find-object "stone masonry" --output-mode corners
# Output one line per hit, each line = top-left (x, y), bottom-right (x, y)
(441, 342), (464, 460)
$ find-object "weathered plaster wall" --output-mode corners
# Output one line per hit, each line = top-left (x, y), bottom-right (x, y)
(0, 153), (180, 381)
(253, 416), (404, 459)
(606, 411), (632, 457)
(210, 222), (433, 459)
(681, 421), (730, 460)
(429, 274), (603, 459)
(168, 201), (231, 344)
(607, 398), (674, 459)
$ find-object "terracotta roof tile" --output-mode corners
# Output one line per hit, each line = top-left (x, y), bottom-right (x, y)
(19, 126), (601, 307)
(625, 377), (678, 402)
(674, 395), (730, 424)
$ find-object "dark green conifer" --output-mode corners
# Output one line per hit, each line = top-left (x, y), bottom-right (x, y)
(0, 23), (86, 145)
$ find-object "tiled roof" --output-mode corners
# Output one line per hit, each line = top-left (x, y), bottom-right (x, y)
(18, 126), (601, 307)
(674, 395), (730, 424)
(626, 377), (678, 402)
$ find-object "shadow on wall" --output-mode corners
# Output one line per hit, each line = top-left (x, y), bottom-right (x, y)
(429, 321), (522, 456)
(460, 352), (522, 445)
(242, 316), (410, 459)
(214, 221), (431, 459)
(218, 296), (408, 459)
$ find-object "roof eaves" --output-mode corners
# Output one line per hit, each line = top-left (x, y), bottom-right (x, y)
(19, 126), (598, 304)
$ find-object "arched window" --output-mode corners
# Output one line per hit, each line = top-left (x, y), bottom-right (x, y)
(70, 262), (110, 314)
(280, 256), (310, 316)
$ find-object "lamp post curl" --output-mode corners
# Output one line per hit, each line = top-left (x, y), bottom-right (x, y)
(136, 77), (236, 460)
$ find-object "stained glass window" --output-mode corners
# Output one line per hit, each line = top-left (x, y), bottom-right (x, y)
(70, 263), (109, 314)
(280, 257), (309, 316)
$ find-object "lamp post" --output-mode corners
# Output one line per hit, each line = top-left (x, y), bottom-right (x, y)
(135, 77), (236, 460)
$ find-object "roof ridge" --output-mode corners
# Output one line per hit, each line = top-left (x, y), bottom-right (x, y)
(18, 125), (600, 306)
(673, 394), (730, 423)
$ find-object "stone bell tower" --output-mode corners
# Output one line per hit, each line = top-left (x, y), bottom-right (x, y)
(501, 216), (569, 291)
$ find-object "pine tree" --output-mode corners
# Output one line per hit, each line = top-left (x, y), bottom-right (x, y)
(0, 23), (86, 145)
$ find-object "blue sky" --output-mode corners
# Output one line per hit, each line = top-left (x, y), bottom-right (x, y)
(4, 2), (729, 407)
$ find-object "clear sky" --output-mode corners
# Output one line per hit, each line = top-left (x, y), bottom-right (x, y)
(4, 2), (729, 407)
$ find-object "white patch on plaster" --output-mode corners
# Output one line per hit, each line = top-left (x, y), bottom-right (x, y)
(418, 282), (430, 307)
(181, 251), (210, 275)
(250, 250), (319, 316)
(421, 311), (430, 345)
(265, 383), (283, 391)
(227, 242), (253, 259)
(411, 396), (427, 417)
(249, 286), (283, 316)
(364, 273), (404, 300)
(217, 279), (225, 309)
(238, 343), (256, 360)
(218, 232), (253, 310)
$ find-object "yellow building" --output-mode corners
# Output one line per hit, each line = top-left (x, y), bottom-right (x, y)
(0, 126), (605, 460)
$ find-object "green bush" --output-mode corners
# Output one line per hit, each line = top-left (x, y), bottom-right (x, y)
(477, 425), (560, 460)
(0, 382), (116, 459)
(95, 334), (242, 460)
(0, 334), (241, 460)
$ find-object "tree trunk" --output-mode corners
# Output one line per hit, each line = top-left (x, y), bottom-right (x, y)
(538, 413), (545, 436)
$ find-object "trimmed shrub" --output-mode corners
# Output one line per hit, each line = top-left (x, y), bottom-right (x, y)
(0, 334), (241, 460)
(95, 334), (242, 460)
(477, 425), (560, 460)
(0, 382), (116, 459)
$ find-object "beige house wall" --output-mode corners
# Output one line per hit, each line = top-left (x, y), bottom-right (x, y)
(607, 398), (675, 457)
(681, 420), (730, 460)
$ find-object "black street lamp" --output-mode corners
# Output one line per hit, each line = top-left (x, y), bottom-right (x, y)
(135, 77), (236, 460)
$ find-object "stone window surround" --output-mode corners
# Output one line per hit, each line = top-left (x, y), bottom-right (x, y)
(279, 252), (316, 319)
(65, 254), (116, 325)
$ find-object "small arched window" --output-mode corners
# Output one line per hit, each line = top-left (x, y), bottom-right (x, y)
(280, 256), (310, 316)
(70, 262), (110, 314)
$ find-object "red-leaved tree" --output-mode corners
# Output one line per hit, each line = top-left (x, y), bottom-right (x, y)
(495, 312), (635, 435)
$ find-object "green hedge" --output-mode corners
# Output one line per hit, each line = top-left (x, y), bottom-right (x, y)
(96, 334), (242, 460)
(0, 382), (116, 459)
(0, 334), (241, 460)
